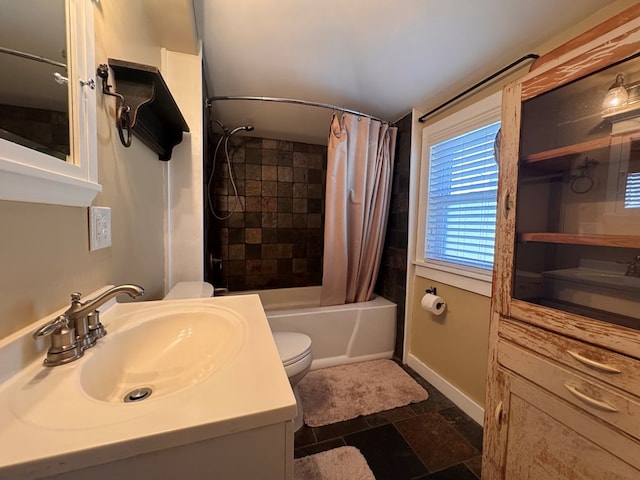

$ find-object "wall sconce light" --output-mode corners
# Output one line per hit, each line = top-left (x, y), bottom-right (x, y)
(602, 73), (629, 114)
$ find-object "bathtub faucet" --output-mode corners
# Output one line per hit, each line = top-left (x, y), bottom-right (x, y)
(32, 284), (144, 366)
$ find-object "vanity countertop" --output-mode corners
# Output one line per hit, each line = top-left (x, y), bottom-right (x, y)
(0, 294), (296, 479)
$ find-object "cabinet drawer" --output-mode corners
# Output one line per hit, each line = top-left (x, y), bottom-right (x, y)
(498, 339), (640, 441)
(499, 317), (640, 399)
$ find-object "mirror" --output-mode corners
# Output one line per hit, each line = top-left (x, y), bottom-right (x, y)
(0, 0), (100, 207)
(0, 0), (69, 161)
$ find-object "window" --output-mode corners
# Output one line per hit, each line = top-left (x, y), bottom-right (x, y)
(426, 121), (500, 270)
(625, 171), (640, 208)
(416, 91), (501, 296)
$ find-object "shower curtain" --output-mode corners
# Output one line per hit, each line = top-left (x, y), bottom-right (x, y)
(320, 113), (397, 306)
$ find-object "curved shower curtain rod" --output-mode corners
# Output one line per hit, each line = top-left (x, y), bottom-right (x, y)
(206, 95), (391, 124)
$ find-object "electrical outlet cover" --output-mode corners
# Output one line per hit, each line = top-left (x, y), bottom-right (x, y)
(89, 206), (112, 250)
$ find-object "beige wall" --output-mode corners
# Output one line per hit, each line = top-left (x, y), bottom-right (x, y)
(408, 0), (639, 410)
(411, 278), (490, 406)
(0, 1), (195, 340)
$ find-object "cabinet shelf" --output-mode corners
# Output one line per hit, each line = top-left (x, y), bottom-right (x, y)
(523, 136), (611, 164)
(519, 232), (640, 248)
(108, 59), (189, 161)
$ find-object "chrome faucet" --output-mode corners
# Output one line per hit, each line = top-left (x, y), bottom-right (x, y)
(33, 284), (144, 366)
(624, 255), (640, 277)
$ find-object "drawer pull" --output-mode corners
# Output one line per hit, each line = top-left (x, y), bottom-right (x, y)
(563, 383), (618, 412)
(566, 350), (621, 374)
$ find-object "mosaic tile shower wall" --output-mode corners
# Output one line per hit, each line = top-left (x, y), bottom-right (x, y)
(204, 135), (327, 291)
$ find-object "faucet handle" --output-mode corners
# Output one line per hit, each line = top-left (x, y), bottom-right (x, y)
(32, 315), (70, 339)
(70, 292), (83, 303)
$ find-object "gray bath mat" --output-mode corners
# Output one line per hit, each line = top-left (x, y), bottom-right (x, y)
(298, 359), (428, 427)
(294, 446), (375, 480)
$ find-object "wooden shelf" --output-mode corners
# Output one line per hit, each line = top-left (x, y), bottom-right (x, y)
(519, 232), (640, 248)
(108, 59), (189, 161)
(523, 136), (611, 163)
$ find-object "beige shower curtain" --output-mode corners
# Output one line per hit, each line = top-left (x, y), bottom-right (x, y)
(320, 113), (397, 306)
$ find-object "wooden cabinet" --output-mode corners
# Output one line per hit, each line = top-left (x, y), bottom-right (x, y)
(483, 6), (640, 479)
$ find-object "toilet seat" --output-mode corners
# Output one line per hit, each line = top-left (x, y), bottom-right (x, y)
(273, 332), (312, 367)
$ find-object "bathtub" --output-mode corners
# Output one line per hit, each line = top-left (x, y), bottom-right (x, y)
(232, 286), (396, 370)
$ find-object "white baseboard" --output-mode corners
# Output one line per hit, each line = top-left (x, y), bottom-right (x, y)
(406, 353), (485, 426)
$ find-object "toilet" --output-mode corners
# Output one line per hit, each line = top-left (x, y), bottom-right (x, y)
(164, 282), (313, 431)
(271, 331), (313, 431)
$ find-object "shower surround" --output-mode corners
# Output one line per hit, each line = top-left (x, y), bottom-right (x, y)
(205, 135), (326, 291)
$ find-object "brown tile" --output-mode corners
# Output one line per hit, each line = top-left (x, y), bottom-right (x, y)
(261, 212), (278, 228)
(246, 259), (262, 274)
(278, 197), (293, 213)
(395, 413), (479, 472)
(262, 181), (277, 197)
(278, 166), (293, 182)
(277, 151), (293, 166)
(308, 213), (322, 228)
(228, 244), (245, 260)
(292, 151), (308, 167)
(277, 140), (293, 152)
(313, 416), (370, 443)
(262, 259), (277, 274)
(262, 165), (278, 181)
(293, 167), (308, 183)
(292, 213), (308, 228)
(439, 407), (483, 452)
(278, 213), (292, 228)
(245, 244), (262, 259)
(246, 164), (261, 180)
(245, 212), (261, 228)
(293, 183), (308, 198)
(245, 228), (262, 244)
(245, 180), (262, 196)
(262, 244), (279, 259)
(245, 196), (262, 212)
(308, 169), (323, 184)
(262, 138), (278, 150)
(245, 147), (262, 164)
(293, 198), (307, 214)
(277, 243), (293, 258)
(308, 184), (323, 199)
(307, 153), (324, 169)
(262, 149), (278, 165)
(262, 197), (277, 212)
(262, 228), (278, 243)
(277, 182), (293, 197)
(293, 258), (307, 273)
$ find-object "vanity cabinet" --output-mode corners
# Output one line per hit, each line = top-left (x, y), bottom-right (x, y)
(483, 6), (640, 479)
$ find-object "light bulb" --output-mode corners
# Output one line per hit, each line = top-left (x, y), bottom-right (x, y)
(602, 73), (628, 113)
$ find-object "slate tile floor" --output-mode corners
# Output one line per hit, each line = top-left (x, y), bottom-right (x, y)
(294, 365), (483, 479)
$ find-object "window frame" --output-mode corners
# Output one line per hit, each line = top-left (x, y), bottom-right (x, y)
(415, 91), (502, 297)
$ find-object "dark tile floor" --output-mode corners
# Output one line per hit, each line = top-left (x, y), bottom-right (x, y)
(294, 365), (483, 479)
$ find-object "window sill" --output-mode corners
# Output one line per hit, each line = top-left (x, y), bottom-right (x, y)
(413, 261), (492, 297)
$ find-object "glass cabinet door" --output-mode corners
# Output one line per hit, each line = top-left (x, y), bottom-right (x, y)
(513, 53), (640, 330)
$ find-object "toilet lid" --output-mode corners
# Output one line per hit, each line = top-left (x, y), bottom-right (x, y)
(273, 332), (312, 367)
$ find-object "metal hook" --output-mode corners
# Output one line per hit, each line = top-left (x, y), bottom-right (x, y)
(97, 64), (132, 148)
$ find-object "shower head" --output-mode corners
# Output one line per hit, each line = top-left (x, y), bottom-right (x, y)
(228, 125), (254, 136)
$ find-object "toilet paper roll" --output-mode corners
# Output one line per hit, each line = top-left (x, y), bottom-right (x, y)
(421, 293), (446, 315)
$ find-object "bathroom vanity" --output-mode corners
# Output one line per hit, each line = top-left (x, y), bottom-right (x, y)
(483, 6), (640, 479)
(0, 293), (296, 479)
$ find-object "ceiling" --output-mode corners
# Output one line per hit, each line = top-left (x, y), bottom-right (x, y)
(196, 0), (616, 145)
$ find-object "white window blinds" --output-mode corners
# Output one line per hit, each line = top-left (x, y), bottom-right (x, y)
(425, 121), (500, 271)
(625, 171), (640, 209)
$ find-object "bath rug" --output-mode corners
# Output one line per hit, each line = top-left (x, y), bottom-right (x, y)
(294, 446), (375, 480)
(298, 359), (428, 427)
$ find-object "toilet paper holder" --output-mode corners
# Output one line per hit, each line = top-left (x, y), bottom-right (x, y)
(425, 287), (437, 295)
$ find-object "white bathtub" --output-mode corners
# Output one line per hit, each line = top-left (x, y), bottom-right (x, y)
(233, 286), (396, 370)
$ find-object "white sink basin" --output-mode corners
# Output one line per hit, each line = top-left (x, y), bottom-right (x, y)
(0, 294), (296, 480)
(80, 305), (244, 403)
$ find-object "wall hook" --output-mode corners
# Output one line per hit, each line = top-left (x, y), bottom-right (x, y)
(96, 64), (132, 147)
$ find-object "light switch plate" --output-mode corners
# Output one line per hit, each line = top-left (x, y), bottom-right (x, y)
(89, 206), (112, 250)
